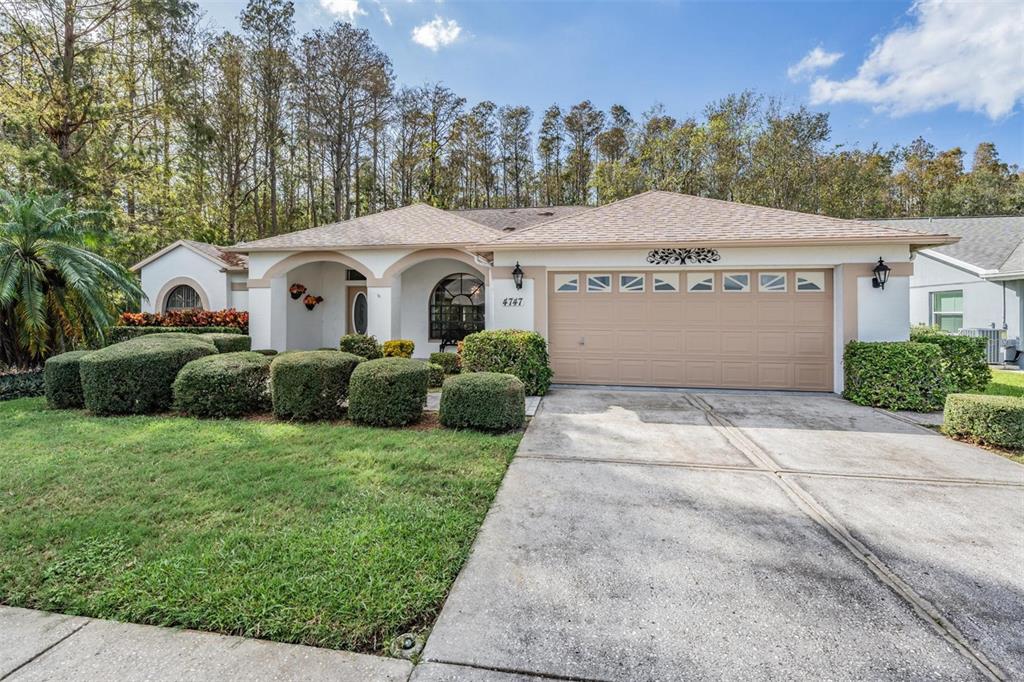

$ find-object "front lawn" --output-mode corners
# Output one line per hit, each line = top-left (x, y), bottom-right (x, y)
(985, 369), (1024, 398)
(0, 398), (519, 653)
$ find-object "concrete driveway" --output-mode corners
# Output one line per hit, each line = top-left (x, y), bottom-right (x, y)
(417, 388), (1024, 682)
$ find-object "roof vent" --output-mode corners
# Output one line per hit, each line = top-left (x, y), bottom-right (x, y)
(502, 226), (516, 232)
(537, 211), (554, 217)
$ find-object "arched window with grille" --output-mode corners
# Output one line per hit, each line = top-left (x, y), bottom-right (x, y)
(429, 273), (484, 342)
(164, 284), (203, 311)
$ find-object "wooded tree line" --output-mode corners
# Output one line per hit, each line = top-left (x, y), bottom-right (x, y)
(2, 0), (1021, 267)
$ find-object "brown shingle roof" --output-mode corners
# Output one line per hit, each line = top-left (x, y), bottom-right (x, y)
(486, 191), (957, 248)
(182, 240), (248, 270)
(230, 203), (497, 251)
(454, 206), (591, 232)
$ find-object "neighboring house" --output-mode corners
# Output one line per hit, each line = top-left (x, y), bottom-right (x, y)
(131, 240), (249, 313)
(133, 190), (956, 393)
(879, 216), (1023, 367)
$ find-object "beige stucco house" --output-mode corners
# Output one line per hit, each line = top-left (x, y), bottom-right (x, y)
(133, 190), (956, 393)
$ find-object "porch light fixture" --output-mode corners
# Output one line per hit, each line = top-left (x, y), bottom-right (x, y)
(512, 262), (524, 290)
(872, 257), (891, 290)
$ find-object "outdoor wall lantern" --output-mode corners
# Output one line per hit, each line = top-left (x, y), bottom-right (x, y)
(872, 257), (891, 290)
(512, 262), (524, 290)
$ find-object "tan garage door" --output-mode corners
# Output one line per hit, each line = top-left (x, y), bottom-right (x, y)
(548, 270), (833, 391)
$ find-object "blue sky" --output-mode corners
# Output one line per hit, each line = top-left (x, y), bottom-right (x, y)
(197, 0), (1024, 166)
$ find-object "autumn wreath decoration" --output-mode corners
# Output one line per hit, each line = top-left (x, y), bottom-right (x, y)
(289, 283), (307, 299)
(303, 294), (324, 310)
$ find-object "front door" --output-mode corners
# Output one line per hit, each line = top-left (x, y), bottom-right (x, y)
(347, 287), (368, 335)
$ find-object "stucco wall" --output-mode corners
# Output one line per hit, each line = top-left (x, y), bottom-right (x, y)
(139, 246), (228, 313)
(909, 253), (1022, 338)
(284, 262), (349, 350)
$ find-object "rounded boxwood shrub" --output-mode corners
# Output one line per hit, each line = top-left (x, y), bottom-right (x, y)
(426, 361), (444, 388)
(348, 357), (429, 426)
(339, 333), (382, 359)
(44, 350), (92, 408)
(439, 372), (525, 432)
(843, 341), (946, 411)
(173, 352), (271, 418)
(270, 351), (363, 421)
(909, 327), (990, 393)
(429, 351), (460, 375)
(107, 326), (241, 344)
(198, 333), (252, 353)
(382, 339), (414, 358)
(460, 329), (553, 396)
(944, 393), (1024, 449)
(80, 334), (218, 414)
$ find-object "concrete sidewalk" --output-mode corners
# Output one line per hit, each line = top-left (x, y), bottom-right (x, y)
(0, 606), (412, 682)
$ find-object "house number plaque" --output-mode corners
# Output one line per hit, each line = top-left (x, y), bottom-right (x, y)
(502, 297), (524, 307)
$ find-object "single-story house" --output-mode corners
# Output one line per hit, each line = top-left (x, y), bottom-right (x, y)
(133, 190), (957, 393)
(132, 239), (250, 313)
(879, 216), (1023, 367)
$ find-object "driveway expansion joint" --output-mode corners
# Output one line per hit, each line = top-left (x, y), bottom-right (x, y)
(0, 618), (90, 681)
(424, 658), (614, 682)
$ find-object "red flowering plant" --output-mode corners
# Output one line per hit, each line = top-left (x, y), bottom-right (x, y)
(117, 309), (249, 331)
(302, 295), (324, 310)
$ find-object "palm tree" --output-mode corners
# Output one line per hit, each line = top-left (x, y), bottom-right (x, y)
(0, 191), (143, 367)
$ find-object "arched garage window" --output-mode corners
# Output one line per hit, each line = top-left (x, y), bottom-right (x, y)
(164, 284), (203, 311)
(430, 273), (484, 342)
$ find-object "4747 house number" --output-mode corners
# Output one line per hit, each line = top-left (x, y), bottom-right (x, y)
(502, 297), (524, 307)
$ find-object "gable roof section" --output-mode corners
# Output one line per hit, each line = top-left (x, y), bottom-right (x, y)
(454, 205), (590, 232)
(229, 203), (497, 252)
(486, 191), (957, 249)
(875, 216), (1024, 276)
(131, 239), (248, 272)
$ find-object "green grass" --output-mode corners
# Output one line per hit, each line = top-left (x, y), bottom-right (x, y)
(0, 398), (520, 653)
(984, 369), (1024, 398)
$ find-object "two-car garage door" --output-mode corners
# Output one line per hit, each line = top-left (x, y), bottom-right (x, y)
(548, 269), (833, 391)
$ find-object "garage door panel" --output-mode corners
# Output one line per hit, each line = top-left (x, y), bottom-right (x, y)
(548, 270), (833, 391)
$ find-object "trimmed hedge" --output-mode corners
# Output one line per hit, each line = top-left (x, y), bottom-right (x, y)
(80, 334), (218, 414)
(44, 350), (92, 408)
(429, 351), (460, 374)
(0, 368), (45, 401)
(460, 329), (553, 396)
(944, 393), (1024, 449)
(909, 328), (990, 393)
(270, 351), (363, 421)
(253, 349), (278, 356)
(439, 372), (525, 432)
(108, 326), (242, 344)
(198, 333), (252, 353)
(843, 341), (947, 411)
(348, 357), (428, 426)
(339, 333), (382, 359)
(173, 352), (271, 418)
(426, 362), (444, 388)
(382, 339), (414, 358)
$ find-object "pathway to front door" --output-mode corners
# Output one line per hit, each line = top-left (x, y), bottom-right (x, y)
(415, 388), (1023, 681)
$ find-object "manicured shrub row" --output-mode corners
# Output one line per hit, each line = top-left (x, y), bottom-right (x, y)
(382, 339), (414, 358)
(339, 333), (381, 359)
(173, 352), (271, 418)
(439, 372), (525, 432)
(80, 334), (218, 414)
(426, 362), (444, 388)
(270, 351), (363, 421)
(118, 308), (248, 330)
(348, 358), (428, 426)
(108, 326), (242, 344)
(0, 368), (45, 401)
(198, 333), (252, 353)
(843, 341), (947, 411)
(944, 393), (1024, 449)
(44, 350), (91, 408)
(429, 351), (460, 374)
(460, 330), (552, 396)
(909, 327), (990, 393)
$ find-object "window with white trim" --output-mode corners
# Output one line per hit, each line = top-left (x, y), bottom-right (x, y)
(931, 290), (963, 332)
(554, 274), (578, 293)
(619, 274), (645, 293)
(587, 274), (611, 292)
(796, 272), (825, 292)
(723, 273), (750, 292)
(687, 273), (714, 292)
(758, 272), (787, 292)
(653, 273), (679, 292)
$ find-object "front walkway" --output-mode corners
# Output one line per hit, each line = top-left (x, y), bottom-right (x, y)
(420, 387), (1024, 681)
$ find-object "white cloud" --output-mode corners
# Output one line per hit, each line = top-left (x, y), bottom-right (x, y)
(373, 0), (392, 25)
(411, 15), (461, 50)
(319, 0), (366, 22)
(809, 0), (1024, 119)
(787, 46), (843, 80)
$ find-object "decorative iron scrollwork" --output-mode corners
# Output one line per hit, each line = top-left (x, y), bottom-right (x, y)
(646, 248), (721, 265)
